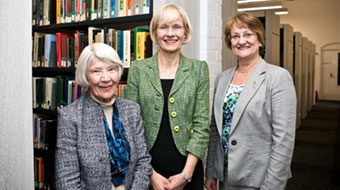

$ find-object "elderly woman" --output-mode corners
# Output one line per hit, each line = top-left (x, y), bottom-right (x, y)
(55, 43), (152, 190)
(205, 12), (296, 190)
(125, 4), (210, 190)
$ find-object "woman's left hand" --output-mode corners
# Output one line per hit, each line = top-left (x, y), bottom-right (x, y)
(165, 173), (187, 190)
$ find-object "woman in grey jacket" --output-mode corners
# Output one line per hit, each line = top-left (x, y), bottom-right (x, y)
(205, 12), (296, 190)
(55, 43), (152, 190)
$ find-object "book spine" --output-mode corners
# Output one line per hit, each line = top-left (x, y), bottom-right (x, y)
(110, 0), (116, 17)
(97, 0), (102, 19)
(56, 33), (62, 68)
(102, 0), (109, 18)
(118, 0), (126, 17)
(123, 30), (131, 67)
(127, 0), (133, 16)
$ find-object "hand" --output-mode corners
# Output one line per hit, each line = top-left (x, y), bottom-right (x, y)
(151, 170), (170, 190)
(165, 173), (187, 190)
(205, 178), (217, 190)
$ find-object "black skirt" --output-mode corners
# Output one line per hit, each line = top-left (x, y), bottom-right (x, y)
(149, 79), (204, 190)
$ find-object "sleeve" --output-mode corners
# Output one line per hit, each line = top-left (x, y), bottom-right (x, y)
(130, 105), (152, 189)
(186, 61), (210, 160)
(205, 107), (219, 178)
(55, 109), (85, 190)
(261, 69), (297, 190)
(125, 61), (140, 104)
(205, 75), (221, 179)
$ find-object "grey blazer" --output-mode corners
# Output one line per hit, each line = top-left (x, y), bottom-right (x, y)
(206, 58), (296, 189)
(55, 92), (152, 190)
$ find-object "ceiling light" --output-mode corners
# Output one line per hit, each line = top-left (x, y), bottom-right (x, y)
(238, 0), (272, 4)
(238, 5), (283, 12)
(238, 1), (283, 12)
(275, 8), (288, 15)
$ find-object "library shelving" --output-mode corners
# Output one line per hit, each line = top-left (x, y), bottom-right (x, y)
(32, 1), (153, 189)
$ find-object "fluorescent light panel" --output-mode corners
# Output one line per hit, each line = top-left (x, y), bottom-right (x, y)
(238, 5), (283, 11)
(275, 11), (288, 15)
(274, 8), (288, 15)
(238, 1), (283, 12)
(238, 0), (272, 4)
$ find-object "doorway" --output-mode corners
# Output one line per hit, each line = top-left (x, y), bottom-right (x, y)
(320, 42), (340, 100)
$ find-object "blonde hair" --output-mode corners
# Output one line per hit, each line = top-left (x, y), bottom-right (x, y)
(75, 43), (123, 88)
(224, 12), (265, 49)
(149, 4), (193, 44)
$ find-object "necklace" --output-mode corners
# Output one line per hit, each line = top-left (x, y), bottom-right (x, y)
(237, 69), (251, 76)
(158, 52), (180, 78)
(160, 65), (178, 78)
(239, 70), (249, 74)
(237, 57), (259, 76)
(158, 61), (179, 78)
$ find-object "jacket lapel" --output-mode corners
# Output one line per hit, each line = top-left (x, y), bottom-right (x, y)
(82, 92), (108, 143)
(115, 97), (133, 153)
(146, 54), (163, 96)
(230, 58), (266, 135)
(214, 67), (236, 136)
(169, 54), (190, 96)
(83, 91), (104, 122)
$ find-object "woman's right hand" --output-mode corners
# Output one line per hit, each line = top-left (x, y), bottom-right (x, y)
(151, 170), (170, 190)
(204, 178), (217, 190)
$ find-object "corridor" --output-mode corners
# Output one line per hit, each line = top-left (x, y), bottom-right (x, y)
(287, 101), (340, 189)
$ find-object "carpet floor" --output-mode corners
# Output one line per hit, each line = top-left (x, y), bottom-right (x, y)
(287, 100), (340, 190)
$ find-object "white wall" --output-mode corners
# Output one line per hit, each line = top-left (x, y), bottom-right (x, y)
(222, 0), (238, 71)
(0, 1), (34, 189)
(280, 0), (340, 100)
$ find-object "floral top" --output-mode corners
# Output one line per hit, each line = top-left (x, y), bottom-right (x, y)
(222, 84), (245, 159)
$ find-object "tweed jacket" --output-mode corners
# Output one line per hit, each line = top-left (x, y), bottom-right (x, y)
(55, 92), (152, 190)
(206, 58), (296, 189)
(125, 53), (210, 160)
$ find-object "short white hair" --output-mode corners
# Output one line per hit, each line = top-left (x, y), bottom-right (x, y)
(75, 43), (123, 88)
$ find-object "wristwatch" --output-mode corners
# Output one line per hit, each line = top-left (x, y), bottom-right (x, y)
(180, 172), (192, 182)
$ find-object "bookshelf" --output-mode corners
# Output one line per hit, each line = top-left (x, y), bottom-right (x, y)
(32, 1), (153, 189)
(33, 14), (153, 33)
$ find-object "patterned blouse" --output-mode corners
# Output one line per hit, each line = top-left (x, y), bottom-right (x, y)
(222, 84), (245, 158)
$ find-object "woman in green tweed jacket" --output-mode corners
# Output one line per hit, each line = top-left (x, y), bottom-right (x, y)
(125, 4), (210, 190)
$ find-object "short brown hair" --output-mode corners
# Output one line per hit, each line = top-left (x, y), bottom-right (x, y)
(224, 12), (265, 49)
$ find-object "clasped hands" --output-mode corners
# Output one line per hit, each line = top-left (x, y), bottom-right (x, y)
(151, 170), (188, 190)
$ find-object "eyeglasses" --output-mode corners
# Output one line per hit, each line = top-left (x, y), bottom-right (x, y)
(157, 24), (184, 33)
(228, 32), (256, 42)
(88, 66), (119, 77)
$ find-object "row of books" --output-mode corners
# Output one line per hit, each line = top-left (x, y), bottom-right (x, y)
(33, 27), (151, 68)
(33, 0), (54, 26)
(34, 156), (54, 190)
(33, 0), (151, 26)
(33, 31), (87, 68)
(33, 116), (57, 150)
(33, 76), (129, 109)
(117, 83), (126, 97)
(33, 77), (83, 109)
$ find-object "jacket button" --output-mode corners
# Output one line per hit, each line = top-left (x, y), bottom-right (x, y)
(231, 140), (237, 146)
(173, 126), (180, 132)
(169, 97), (175, 103)
(171, 111), (177, 118)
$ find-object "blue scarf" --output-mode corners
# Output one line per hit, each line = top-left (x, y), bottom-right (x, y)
(103, 103), (130, 186)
